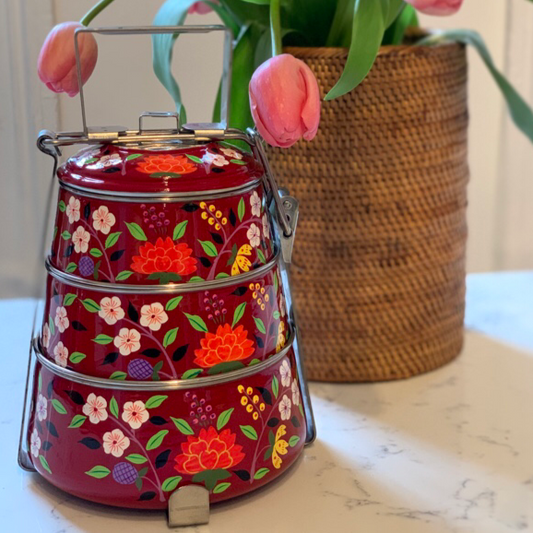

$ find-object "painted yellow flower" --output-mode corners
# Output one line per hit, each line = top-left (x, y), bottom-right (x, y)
(272, 424), (289, 469)
(276, 321), (286, 352)
(231, 244), (253, 275)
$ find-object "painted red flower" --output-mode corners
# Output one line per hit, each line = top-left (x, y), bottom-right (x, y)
(136, 154), (196, 176)
(174, 426), (245, 475)
(131, 237), (197, 276)
(194, 324), (255, 368)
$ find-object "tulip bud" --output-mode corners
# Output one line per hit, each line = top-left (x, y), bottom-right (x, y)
(37, 22), (98, 97)
(188, 1), (219, 15)
(249, 54), (321, 148)
(404, 0), (464, 16)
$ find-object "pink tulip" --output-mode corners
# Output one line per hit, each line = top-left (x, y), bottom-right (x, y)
(249, 54), (321, 148)
(38, 22), (98, 97)
(404, 0), (464, 16)
(188, 1), (218, 15)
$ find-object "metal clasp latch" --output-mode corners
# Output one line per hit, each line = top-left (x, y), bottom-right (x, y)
(278, 194), (299, 265)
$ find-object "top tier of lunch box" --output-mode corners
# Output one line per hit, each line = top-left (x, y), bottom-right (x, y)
(58, 140), (264, 196)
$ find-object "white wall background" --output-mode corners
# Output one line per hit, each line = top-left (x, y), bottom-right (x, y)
(1, 0), (532, 298)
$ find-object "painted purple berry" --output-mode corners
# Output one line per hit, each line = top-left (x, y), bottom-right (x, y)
(219, 300), (224, 307)
(149, 206), (156, 213)
(192, 418), (199, 425)
(113, 462), (137, 485)
(156, 221), (162, 228)
(149, 224), (155, 230)
(184, 392), (191, 400)
(79, 256), (94, 277)
(191, 402), (197, 409)
(127, 359), (153, 380)
(214, 310), (220, 317)
(151, 215), (158, 222)
(205, 405), (212, 412)
(197, 407), (203, 414)
(144, 218), (150, 224)
(200, 399), (205, 406)
(208, 314), (213, 321)
(190, 411), (195, 418)
(143, 211), (149, 217)
(159, 212), (165, 219)
(164, 220), (170, 226)
(210, 413), (216, 420)
(200, 415), (207, 422)
(140, 204), (146, 210)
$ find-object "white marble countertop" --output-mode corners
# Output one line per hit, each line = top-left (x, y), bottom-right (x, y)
(1, 272), (532, 532)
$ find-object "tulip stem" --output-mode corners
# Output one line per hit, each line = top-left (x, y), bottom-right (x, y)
(80, 0), (116, 26)
(270, 0), (283, 56)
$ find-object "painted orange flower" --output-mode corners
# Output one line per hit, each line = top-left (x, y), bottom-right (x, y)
(136, 154), (196, 176)
(131, 237), (197, 276)
(194, 324), (255, 368)
(174, 426), (245, 475)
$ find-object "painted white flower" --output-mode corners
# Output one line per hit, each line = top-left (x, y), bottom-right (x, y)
(98, 296), (125, 325)
(114, 328), (141, 356)
(66, 196), (81, 224)
(92, 205), (116, 235)
(103, 429), (130, 458)
(220, 147), (242, 160)
(250, 191), (261, 217)
(95, 153), (122, 168)
(53, 341), (68, 368)
(140, 302), (168, 332)
(291, 380), (301, 407)
(54, 306), (69, 333)
(36, 394), (47, 422)
(280, 359), (291, 387)
(262, 213), (270, 240)
(122, 400), (149, 429)
(30, 428), (41, 458)
(247, 223), (261, 248)
(42, 323), (50, 350)
(203, 151), (229, 167)
(279, 294), (286, 318)
(279, 394), (292, 421)
(82, 393), (108, 424)
(72, 226), (90, 253)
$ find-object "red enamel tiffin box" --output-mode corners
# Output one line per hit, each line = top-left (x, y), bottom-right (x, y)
(20, 117), (315, 526)
(40, 141), (291, 380)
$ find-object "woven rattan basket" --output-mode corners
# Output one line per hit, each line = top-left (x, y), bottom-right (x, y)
(267, 40), (469, 382)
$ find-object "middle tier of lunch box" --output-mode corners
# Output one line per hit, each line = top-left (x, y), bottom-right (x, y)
(40, 259), (291, 381)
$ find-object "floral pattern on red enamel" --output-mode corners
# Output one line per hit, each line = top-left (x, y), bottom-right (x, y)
(28, 348), (306, 508)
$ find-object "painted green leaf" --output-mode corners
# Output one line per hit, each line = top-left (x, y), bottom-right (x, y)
(163, 327), (179, 348)
(51, 399), (67, 415)
(138, 467), (149, 478)
(125, 222), (148, 241)
(92, 334), (113, 345)
(240, 425), (258, 440)
(188, 276), (205, 283)
(254, 317), (266, 334)
(231, 159), (246, 166)
(145, 395), (168, 409)
(289, 436), (300, 447)
(273, 271), (279, 292)
(84, 157), (98, 164)
(126, 153), (143, 161)
(81, 298), (101, 312)
(272, 375), (279, 399)
(181, 369), (202, 379)
(184, 313), (208, 332)
(110, 397), (119, 419)
(146, 430), (169, 451)
(85, 465), (110, 479)
(69, 351), (86, 364)
(61, 231), (71, 240)
(110, 371), (127, 380)
(126, 454), (148, 464)
(63, 293), (77, 306)
(48, 316), (55, 336)
(38, 371), (42, 392)
(273, 311), (281, 320)
(186, 154), (203, 164)
(216, 272), (230, 279)
(165, 296), (183, 312)
(68, 414), (87, 428)
(162, 475), (182, 492)
(238, 197), (245, 221)
(216, 408), (234, 431)
(248, 358), (260, 366)
(232, 302), (246, 328)
(171, 417), (194, 435)
(105, 231), (122, 249)
(58, 200), (66, 212)
(39, 455), (52, 474)
(173, 220), (188, 240)
(213, 482), (231, 494)
(198, 239), (218, 258)
(256, 249), (266, 264)
(254, 467), (269, 480)
(65, 262), (77, 273)
(150, 171), (181, 178)
(89, 248), (103, 258)
(207, 361), (245, 375)
(116, 270), (134, 281)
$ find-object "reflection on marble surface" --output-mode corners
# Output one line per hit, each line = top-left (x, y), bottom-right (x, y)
(1, 292), (532, 532)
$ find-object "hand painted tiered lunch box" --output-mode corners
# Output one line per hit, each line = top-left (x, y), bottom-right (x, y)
(18, 25), (315, 528)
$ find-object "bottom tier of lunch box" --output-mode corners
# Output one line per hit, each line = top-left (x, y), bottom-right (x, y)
(27, 333), (306, 509)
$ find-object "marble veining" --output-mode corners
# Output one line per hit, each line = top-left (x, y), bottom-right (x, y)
(1, 274), (533, 532)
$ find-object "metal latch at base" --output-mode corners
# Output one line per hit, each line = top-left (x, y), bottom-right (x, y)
(168, 485), (210, 528)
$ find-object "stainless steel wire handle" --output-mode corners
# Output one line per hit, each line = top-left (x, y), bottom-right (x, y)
(73, 25), (234, 132)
